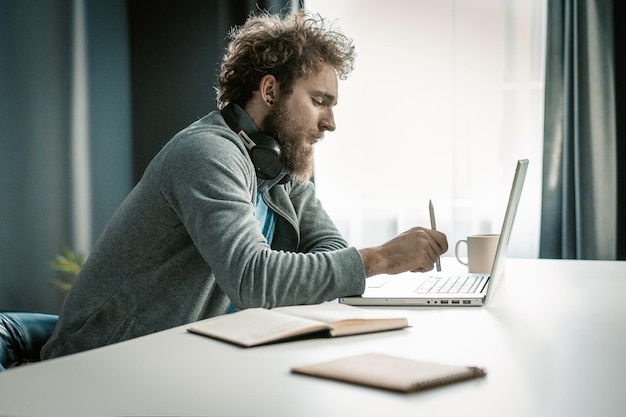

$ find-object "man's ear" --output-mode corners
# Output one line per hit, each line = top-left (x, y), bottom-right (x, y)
(260, 74), (277, 106)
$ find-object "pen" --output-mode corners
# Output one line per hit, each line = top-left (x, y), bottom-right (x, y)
(429, 199), (442, 272)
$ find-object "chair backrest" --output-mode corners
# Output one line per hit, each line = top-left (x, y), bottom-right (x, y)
(0, 312), (58, 371)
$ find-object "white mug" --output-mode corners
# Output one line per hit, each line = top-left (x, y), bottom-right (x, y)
(455, 234), (500, 273)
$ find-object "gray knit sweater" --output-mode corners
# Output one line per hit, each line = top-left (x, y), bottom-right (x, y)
(41, 105), (365, 359)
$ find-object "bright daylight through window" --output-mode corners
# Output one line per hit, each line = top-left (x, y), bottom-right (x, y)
(306, 0), (546, 258)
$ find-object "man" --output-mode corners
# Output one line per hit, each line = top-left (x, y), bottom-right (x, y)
(41, 11), (447, 359)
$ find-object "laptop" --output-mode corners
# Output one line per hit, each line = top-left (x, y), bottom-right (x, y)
(340, 159), (529, 307)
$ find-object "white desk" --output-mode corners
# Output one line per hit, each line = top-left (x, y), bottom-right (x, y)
(1, 258), (625, 417)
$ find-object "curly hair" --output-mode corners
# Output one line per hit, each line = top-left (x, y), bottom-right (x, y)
(216, 11), (356, 109)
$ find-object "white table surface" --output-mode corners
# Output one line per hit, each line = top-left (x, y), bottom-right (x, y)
(1, 258), (625, 417)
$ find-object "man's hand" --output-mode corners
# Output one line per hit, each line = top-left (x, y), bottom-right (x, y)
(358, 227), (448, 278)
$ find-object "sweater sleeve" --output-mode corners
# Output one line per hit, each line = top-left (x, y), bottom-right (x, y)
(161, 128), (365, 309)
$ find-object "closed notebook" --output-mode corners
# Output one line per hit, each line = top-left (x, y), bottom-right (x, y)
(291, 352), (486, 393)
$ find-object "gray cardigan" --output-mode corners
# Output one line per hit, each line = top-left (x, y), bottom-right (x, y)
(41, 105), (365, 359)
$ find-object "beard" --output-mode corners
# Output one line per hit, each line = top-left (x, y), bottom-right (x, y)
(261, 99), (314, 182)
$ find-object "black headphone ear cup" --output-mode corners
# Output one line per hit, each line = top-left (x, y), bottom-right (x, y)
(220, 105), (285, 180)
(248, 133), (284, 180)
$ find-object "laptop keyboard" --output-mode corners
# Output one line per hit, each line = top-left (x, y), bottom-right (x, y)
(415, 275), (488, 294)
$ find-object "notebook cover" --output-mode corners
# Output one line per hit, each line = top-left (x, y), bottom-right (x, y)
(291, 352), (486, 393)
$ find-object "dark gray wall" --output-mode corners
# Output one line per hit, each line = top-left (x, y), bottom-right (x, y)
(127, 0), (293, 182)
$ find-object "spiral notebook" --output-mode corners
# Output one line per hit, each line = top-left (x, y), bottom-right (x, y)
(291, 353), (486, 393)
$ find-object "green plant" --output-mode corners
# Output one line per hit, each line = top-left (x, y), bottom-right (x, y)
(49, 246), (84, 293)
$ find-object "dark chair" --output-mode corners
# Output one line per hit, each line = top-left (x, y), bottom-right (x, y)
(0, 312), (58, 371)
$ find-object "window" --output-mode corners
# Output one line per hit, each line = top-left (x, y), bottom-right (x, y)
(307, 0), (546, 258)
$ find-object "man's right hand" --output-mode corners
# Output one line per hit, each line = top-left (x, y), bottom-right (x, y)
(358, 227), (448, 278)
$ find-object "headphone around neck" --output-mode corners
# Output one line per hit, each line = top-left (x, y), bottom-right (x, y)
(220, 104), (285, 180)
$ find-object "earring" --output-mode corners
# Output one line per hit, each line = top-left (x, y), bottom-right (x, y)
(266, 99), (274, 105)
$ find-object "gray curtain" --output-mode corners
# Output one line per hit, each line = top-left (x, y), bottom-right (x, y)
(0, 0), (132, 312)
(540, 0), (617, 259)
